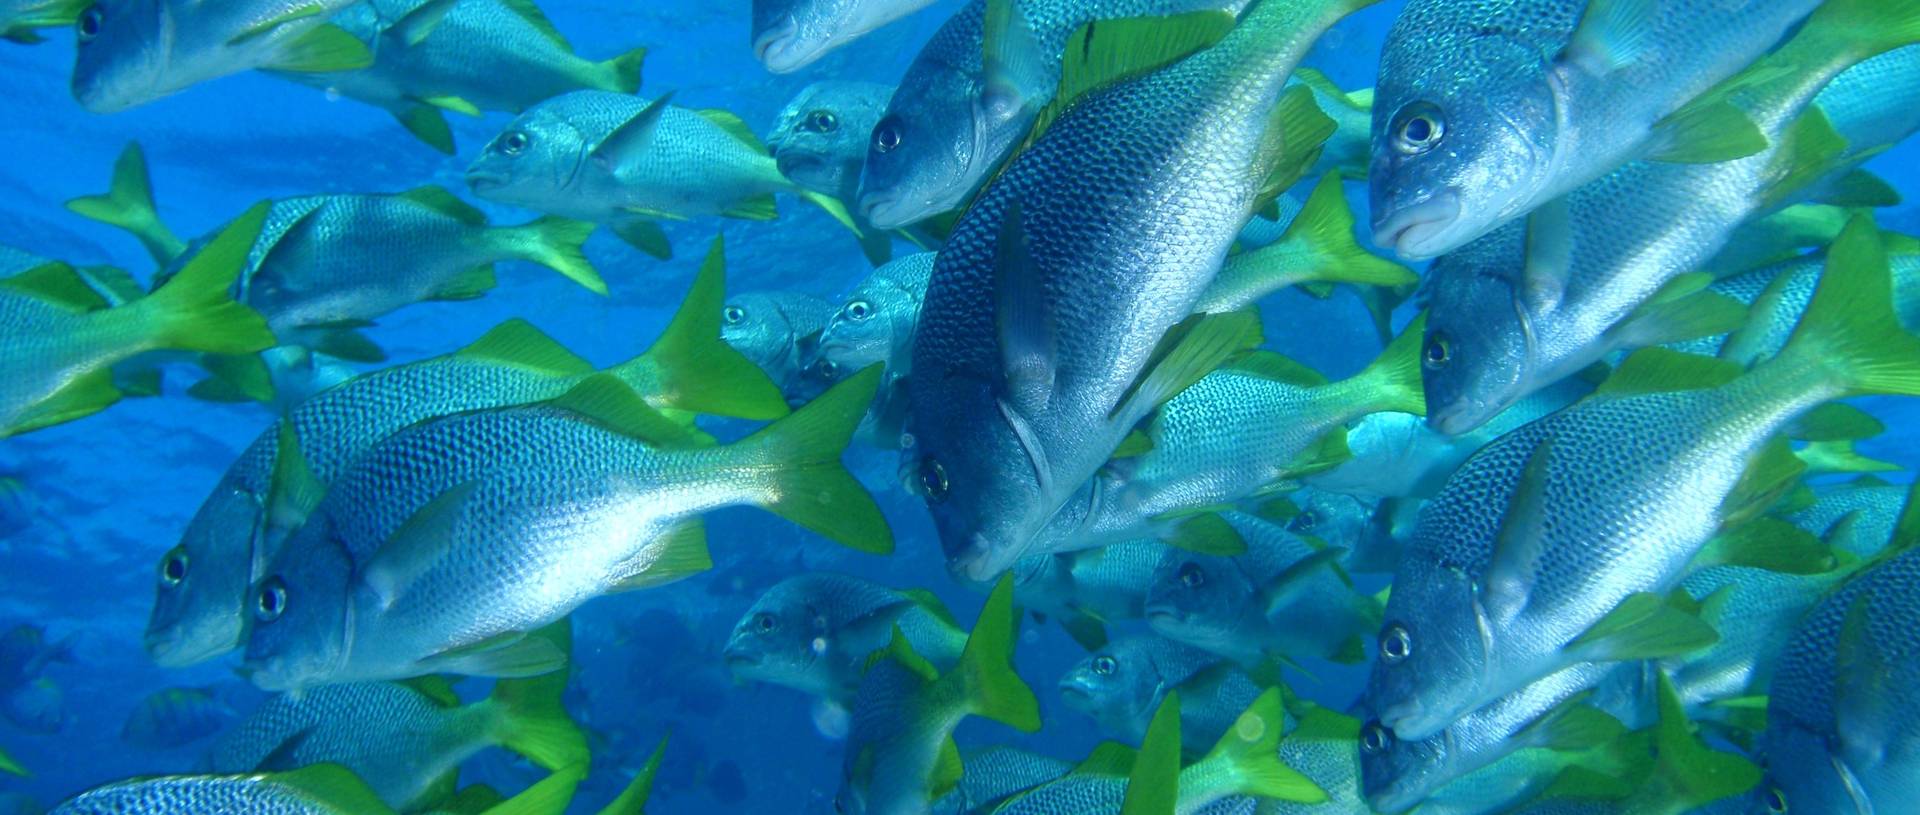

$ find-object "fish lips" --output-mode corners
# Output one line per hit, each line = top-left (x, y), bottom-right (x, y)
(1371, 191), (1463, 261)
(464, 169), (509, 193)
(753, 17), (819, 74)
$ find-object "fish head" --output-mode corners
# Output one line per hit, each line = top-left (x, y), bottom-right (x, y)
(723, 588), (836, 696)
(70, 0), (171, 113)
(769, 82), (894, 199)
(1058, 640), (1157, 742)
(241, 525), (353, 692)
(752, 0), (856, 73)
(1287, 488), (1373, 546)
(1370, 34), (1559, 260)
(818, 289), (905, 376)
(145, 477), (266, 668)
(1366, 561), (1490, 742)
(858, 62), (1015, 229)
(465, 106), (589, 209)
(723, 291), (837, 401)
(1357, 715), (1453, 814)
(1418, 258), (1536, 436)
(904, 383), (1054, 581)
(1143, 551), (1256, 654)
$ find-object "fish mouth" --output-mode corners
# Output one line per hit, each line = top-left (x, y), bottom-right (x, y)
(1057, 680), (1095, 705)
(464, 170), (508, 192)
(1372, 192), (1462, 261)
(859, 190), (910, 230)
(945, 534), (1011, 583)
(753, 19), (812, 73)
(721, 647), (761, 673)
(1375, 699), (1444, 743)
(1426, 399), (1491, 436)
(1144, 605), (1185, 628)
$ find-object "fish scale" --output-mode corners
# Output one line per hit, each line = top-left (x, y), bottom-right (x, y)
(1788, 481), (1913, 559)
(910, 0), (1369, 580)
(724, 572), (965, 702)
(50, 776), (342, 815)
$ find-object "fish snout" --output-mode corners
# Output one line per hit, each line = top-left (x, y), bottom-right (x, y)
(1375, 698), (1444, 743)
(858, 190), (904, 230)
(464, 168), (507, 193)
(1371, 191), (1462, 261)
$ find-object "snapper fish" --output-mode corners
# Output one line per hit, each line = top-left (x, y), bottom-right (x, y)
(768, 81), (896, 202)
(1059, 633), (1264, 753)
(752, 0), (934, 72)
(722, 571), (966, 704)
(241, 369), (890, 689)
(47, 762), (600, 815)
(145, 239), (782, 668)
(70, 0), (369, 112)
(722, 289), (839, 403)
(1368, 0), (1821, 259)
(1367, 217), (1920, 742)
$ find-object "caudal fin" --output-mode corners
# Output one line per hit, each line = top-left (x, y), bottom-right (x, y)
(489, 623), (589, 772)
(1772, 215), (1920, 399)
(947, 576), (1041, 732)
(1121, 692), (1181, 815)
(1249, 173), (1416, 296)
(477, 765), (586, 815)
(1187, 688), (1327, 807)
(599, 45), (648, 94)
(497, 216), (609, 296)
(129, 203), (276, 356)
(1331, 312), (1427, 417)
(610, 236), (789, 420)
(65, 142), (186, 266)
(595, 735), (666, 815)
(732, 365), (892, 553)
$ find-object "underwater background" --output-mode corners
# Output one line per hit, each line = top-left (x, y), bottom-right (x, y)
(1, 0), (1919, 812)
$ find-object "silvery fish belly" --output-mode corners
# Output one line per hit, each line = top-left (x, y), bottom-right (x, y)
(1421, 27), (1920, 436)
(854, 0), (1261, 228)
(1368, 0), (1821, 260)
(906, 0), (1370, 582)
(71, 0), (364, 113)
(1758, 546), (1920, 815)
(752, 0), (935, 73)
(49, 773), (357, 815)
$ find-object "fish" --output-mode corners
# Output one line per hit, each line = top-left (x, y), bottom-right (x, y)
(905, 0), (1371, 580)
(1755, 528), (1920, 814)
(1, 0), (85, 43)
(1366, 216), (1920, 742)
(70, 0), (370, 112)
(1788, 476), (1916, 559)
(1255, 703), (1369, 814)
(1669, 239), (1920, 366)
(0, 207), (274, 438)
(768, 81), (896, 202)
(272, 0), (647, 154)
(1418, 4), (1920, 435)
(120, 686), (237, 750)
(145, 237), (783, 668)
(1059, 634), (1265, 752)
(1144, 513), (1378, 667)
(853, 0), (1268, 229)
(466, 91), (855, 260)
(929, 746), (1072, 815)
(816, 252), (935, 378)
(989, 689), (1323, 814)
(752, 0), (933, 72)
(209, 670), (585, 809)
(832, 577), (1039, 815)
(722, 572), (966, 703)
(47, 762), (588, 815)
(1367, 0), (1822, 260)
(1, 677), (64, 734)
(722, 289), (838, 401)
(1010, 538), (1167, 648)
(1041, 320), (1423, 556)
(0, 623), (72, 691)
(241, 368), (890, 689)
(1359, 660), (1628, 814)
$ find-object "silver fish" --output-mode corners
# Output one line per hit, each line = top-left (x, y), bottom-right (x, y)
(71, 0), (367, 112)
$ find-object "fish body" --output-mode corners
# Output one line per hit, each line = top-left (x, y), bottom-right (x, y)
(1758, 546), (1920, 814)
(467, 91), (797, 228)
(1421, 19), (1920, 434)
(907, 0), (1371, 580)
(1368, 0), (1820, 259)
(71, 0), (365, 112)
(1059, 634), (1261, 750)
(121, 687), (236, 750)
(1012, 538), (1166, 629)
(1669, 251), (1920, 364)
(752, 0), (934, 72)
(1787, 479), (1913, 559)
(855, 0), (1263, 227)
(769, 81), (897, 200)
(930, 746), (1071, 815)
(242, 371), (882, 689)
(723, 572), (965, 703)
(50, 773), (371, 815)
(1145, 513), (1375, 666)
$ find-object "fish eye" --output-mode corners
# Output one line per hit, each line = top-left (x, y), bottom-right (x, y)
(844, 299), (873, 321)
(1380, 624), (1412, 663)
(919, 458), (950, 503)
(872, 120), (902, 153)
(1765, 788), (1787, 813)
(1287, 511), (1318, 533)
(1422, 332), (1451, 369)
(723, 305), (747, 325)
(1178, 562), (1205, 589)
(754, 612), (777, 633)
(157, 546), (190, 588)
(77, 5), (103, 41)
(1091, 655), (1117, 675)
(807, 110), (838, 132)
(1360, 722), (1394, 754)
(255, 578), (288, 623)
(499, 131), (530, 156)
(1392, 103), (1446, 155)
(813, 359), (840, 380)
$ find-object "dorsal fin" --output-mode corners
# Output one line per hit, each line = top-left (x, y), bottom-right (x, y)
(695, 108), (767, 151)
(456, 319), (594, 376)
(273, 763), (399, 815)
(1026, 12), (1235, 144)
(498, 0), (572, 50)
(1228, 350), (1327, 387)
(398, 186), (487, 226)
(0, 262), (111, 312)
(549, 373), (713, 448)
(1596, 348), (1742, 396)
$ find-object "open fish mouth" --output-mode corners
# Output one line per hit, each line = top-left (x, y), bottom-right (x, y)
(1373, 191), (1463, 260)
(464, 170), (508, 192)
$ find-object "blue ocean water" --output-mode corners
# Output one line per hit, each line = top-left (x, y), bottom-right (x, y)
(0, 0), (1917, 813)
